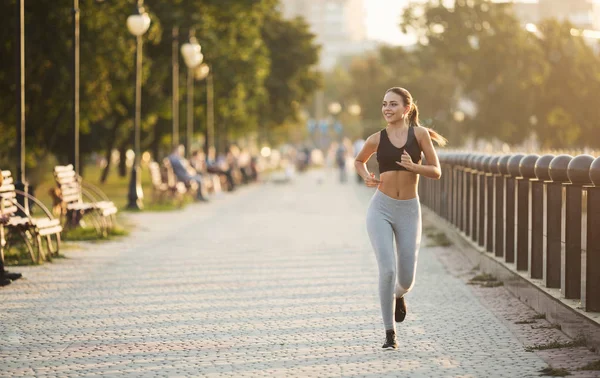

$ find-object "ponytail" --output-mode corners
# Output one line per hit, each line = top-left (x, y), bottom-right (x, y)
(409, 103), (448, 147)
(427, 128), (448, 147)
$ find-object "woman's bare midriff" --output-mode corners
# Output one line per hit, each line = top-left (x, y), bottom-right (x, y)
(378, 170), (419, 200)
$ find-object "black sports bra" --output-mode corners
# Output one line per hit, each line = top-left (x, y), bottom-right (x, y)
(377, 127), (422, 174)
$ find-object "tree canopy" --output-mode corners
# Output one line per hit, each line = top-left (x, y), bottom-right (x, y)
(0, 0), (321, 181)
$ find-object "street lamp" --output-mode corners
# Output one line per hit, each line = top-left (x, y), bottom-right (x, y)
(15, 0), (25, 187)
(328, 102), (342, 116)
(348, 104), (361, 117)
(126, 1), (151, 210)
(193, 63), (213, 158)
(180, 31), (203, 159)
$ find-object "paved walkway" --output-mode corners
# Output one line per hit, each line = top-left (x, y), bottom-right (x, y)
(1, 169), (597, 377)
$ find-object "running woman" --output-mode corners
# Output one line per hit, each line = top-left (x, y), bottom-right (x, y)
(354, 87), (447, 349)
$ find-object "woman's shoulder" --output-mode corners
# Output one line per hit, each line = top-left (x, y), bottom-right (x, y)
(412, 126), (431, 140)
(366, 131), (382, 146)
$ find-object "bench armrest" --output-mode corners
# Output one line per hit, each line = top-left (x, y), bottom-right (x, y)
(14, 189), (56, 220)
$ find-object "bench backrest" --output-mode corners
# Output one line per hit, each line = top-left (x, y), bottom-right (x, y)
(0, 171), (19, 217)
(53, 165), (83, 204)
(162, 159), (179, 188)
(149, 162), (165, 188)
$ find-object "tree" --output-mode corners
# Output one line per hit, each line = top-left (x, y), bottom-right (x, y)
(259, 11), (321, 144)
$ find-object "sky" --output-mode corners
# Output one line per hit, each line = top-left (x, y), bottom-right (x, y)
(364, 0), (413, 45)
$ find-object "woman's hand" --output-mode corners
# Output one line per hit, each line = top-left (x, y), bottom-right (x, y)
(396, 151), (416, 172)
(364, 172), (382, 187)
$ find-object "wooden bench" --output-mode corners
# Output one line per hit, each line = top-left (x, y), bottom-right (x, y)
(149, 161), (187, 205)
(53, 165), (117, 236)
(0, 170), (62, 263)
(163, 158), (199, 200)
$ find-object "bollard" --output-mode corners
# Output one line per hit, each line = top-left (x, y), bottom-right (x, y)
(485, 156), (498, 253)
(441, 153), (450, 221)
(495, 155), (511, 258)
(561, 155), (594, 299)
(463, 154), (474, 236)
(514, 154), (539, 272)
(546, 155), (573, 289)
(476, 155), (488, 247)
(518, 154), (540, 274)
(583, 157), (600, 311)
(454, 155), (463, 229)
(453, 154), (460, 227)
(505, 154), (525, 264)
(460, 154), (471, 234)
(530, 155), (554, 279)
(469, 154), (482, 242)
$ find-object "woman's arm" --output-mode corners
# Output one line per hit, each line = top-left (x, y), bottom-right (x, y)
(397, 127), (441, 179)
(354, 133), (382, 187)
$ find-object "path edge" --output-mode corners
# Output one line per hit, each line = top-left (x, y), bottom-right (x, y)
(422, 207), (600, 353)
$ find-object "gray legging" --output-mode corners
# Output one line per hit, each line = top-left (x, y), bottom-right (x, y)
(366, 190), (422, 331)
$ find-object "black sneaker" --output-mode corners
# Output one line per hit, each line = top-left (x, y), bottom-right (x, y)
(382, 330), (398, 349)
(2, 271), (22, 281)
(0, 277), (11, 287)
(395, 296), (407, 323)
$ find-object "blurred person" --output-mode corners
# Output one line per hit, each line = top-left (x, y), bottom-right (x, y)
(0, 173), (22, 286)
(168, 145), (209, 202)
(354, 87), (446, 349)
(335, 140), (348, 183)
(207, 147), (235, 192)
(353, 137), (366, 183)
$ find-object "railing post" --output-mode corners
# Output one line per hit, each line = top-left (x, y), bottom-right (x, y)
(545, 155), (572, 289)
(485, 156), (499, 253)
(515, 155), (539, 272)
(561, 155), (594, 300)
(495, 155), (511, 258)
(477, 156), (489, 248)
(530, 155), (554, 279)
(460, 154), (471, 234)
(505, 154), (524, 264)
(440, 153), (448, 220)
(469, 155), (481, 242)
(583, 157), (600, 311)
(464, 155), (475, 237)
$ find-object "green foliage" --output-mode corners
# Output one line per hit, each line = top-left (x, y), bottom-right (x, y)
(260, 11), (321, 141)
(0, 0), (321, 177)
(326, 0), (600, 148)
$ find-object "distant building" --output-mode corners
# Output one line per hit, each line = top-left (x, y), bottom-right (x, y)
(279, 0), (376, 70)
(511, 0), (600, 30)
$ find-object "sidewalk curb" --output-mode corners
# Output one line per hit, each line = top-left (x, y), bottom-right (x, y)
(422, 206), (600, 354)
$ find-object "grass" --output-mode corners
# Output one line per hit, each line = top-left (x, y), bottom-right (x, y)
(468, 273), (504, 288)
(538, 366), (571, 376)
(469, 273), (497, 282)
(526, 337), (586, 352)
(3, 245), (38, 266)
(579, 360), (600, 371)
(33, 164), (159, 213)
(515, 319), (537, 324)
(424, 226), (453, 247)
(532, 323), (562, 330)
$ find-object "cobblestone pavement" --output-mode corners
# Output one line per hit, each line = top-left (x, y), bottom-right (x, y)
(1, 169), (598, 377)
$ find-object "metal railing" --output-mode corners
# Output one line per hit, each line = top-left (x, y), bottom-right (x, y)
(419, 152), (600, 312)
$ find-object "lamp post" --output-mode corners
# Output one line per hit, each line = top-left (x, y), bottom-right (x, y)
(193, 63), (211, 156)
(180, 31), (203, 159)
(172, 26), (179, 148)
(15, 0), (25, 186)
(126, 1), (151, 210)
(72, 0), (80, 174)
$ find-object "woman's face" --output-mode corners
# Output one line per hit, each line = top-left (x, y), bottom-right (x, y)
(382, 91), (409, 123)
